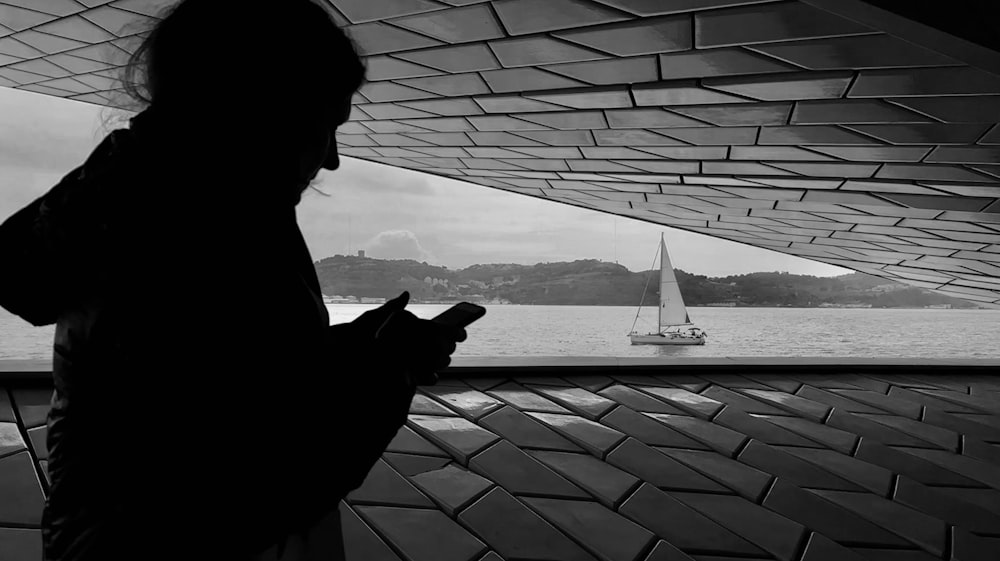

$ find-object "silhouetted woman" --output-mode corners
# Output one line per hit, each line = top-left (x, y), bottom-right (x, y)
(0, 2), (464, 560)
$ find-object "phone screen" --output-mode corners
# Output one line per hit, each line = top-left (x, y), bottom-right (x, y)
(432, 302), (486, 329)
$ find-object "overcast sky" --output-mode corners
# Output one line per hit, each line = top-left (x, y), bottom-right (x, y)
(0, 87), (849, 277)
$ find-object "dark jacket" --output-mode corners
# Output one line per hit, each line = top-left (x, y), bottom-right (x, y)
(0, 112), (401, 561)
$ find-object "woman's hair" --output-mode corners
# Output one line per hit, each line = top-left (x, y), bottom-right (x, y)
(121, 0), (365, 117)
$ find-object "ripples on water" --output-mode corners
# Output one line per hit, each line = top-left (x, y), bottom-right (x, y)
(3, 305), (1000, 360)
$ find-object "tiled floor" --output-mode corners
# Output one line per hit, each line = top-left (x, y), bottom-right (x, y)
(2, 371), (1000, 561)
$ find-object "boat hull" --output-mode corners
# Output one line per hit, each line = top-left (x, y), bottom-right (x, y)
(630, 333), (706, 346)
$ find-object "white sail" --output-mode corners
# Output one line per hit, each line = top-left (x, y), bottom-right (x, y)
(658, 234), (690, 329)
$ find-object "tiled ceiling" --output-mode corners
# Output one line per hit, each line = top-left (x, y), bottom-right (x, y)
(2, 0), (1000, 304)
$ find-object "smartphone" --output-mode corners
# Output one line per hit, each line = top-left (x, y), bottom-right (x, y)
(432, 302), (486, 329)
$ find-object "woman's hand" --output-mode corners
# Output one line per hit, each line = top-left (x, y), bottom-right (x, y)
(372, 292), (467, 385)
(347, 291), (466, 385)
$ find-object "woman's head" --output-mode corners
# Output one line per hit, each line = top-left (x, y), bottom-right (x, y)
(123, 0), (365, 193)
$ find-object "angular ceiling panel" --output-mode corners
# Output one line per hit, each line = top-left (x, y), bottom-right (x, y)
(3, 0), (1000, 304)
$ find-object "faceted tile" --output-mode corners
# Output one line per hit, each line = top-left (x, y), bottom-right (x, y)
(855, 414), (959, 451)
(644, 540), (696, 561)
(408, 415), (499, 464)
(607, 438), (729, 493)
(410, 464), (493, 516)
(526, 497), (657, 561)
(529, 450), (639, 508)
(792, 99), (929, 124)
(645, 414), (748, 457)
(482, 67), (583, 94)
(952, 528), (1000, 561)
(0, 528), (42, 561)
(814, 146), (932, 162)
(658, 449), (772, 502)
(390, 4), (504, 43)
(601, 407), (710, 449)
(486, 382), (569, 413)
(546, 57), (658, 86)
(705, 71), (853, 101)
(890, 95), (1000, 123)
(763, 480), (911, 548)
(396, 43), (500, 73)
(826, 410), (937, 448)
(571, 376), (615, 392)
(26, 426), (45, 460)
(410, 393), (458, 416)
(348, 459), (434, 508)
(527, 412), (626, 457)
(751, 415), (858, 454)
(701, 386), (786, 415)
(894, 447), (1000, 490)
(348, 22), (442, 56)
(340, 503), (402, 561)
(0, 422), (26, 459)
(555, 15), (691, 57)
(669, 103), (790, 126)
(469, 440), (588, 499)
(459, 488), (597, 561)
(849, 549), (939, 561)
(530, 386), (616, 420)
(358, 506), (487, 561)
(740, 390), (830, 422)
(382, 453), (451, 477)
(780, 447), (892, 496)
(847, 123), (989, 145)
(915, 389), (1000, 415)
(493, 0), (630, 36)
(738, 441), (863, 491)
(422, 386), (502, 420)
(799, 533), (868, 561)
(0, 390), (16, 422)
(714, 409), (821, 448)
(637, 387), (724, 419)
(490, 36), (607, 68)
(673, 493), (806, 561)
(0, 452), (44, 526)
(632, 81), (750, 106)
(659, 127), (757, 146)
(829, 390), (923, 419)
(659, 47), (793, 80)
(934, 487), (1000, 517)
(479, 407), (583, 452)
(795, 386), (889, 415)
(854, 438), (982, 487)
(886, 386), (980, 414)
(849, 67), (1000, 97)
(758, 125), (877, 146)
(598, 385), (687, 414)
(923, 409), (1000, 442)
(809, 490), (947, 556)
(894, 476), (1000, 534)
(695, 2), (872, 48)
(387, 425), (450, 457)
(11, 388), (50, 428)
(619, 483), (765, 557)
(752, 34), (957, 70)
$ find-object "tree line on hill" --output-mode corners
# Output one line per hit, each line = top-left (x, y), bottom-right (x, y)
(313, 254), (977, 308)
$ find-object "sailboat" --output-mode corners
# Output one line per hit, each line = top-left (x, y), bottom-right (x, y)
(629, 234), (706, 345)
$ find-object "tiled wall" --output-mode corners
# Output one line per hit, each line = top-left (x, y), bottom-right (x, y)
(3, 370), (999, 560)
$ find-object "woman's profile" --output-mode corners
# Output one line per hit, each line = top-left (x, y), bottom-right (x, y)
(0, 1), (464, 560)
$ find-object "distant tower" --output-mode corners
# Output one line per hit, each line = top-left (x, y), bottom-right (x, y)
(358, 250), (366, 258)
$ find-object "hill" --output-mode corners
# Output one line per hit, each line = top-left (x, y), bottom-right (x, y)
(312, 255), (978, 308)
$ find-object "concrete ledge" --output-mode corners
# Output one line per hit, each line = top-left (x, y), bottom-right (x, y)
(3, 357), (997, 383)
